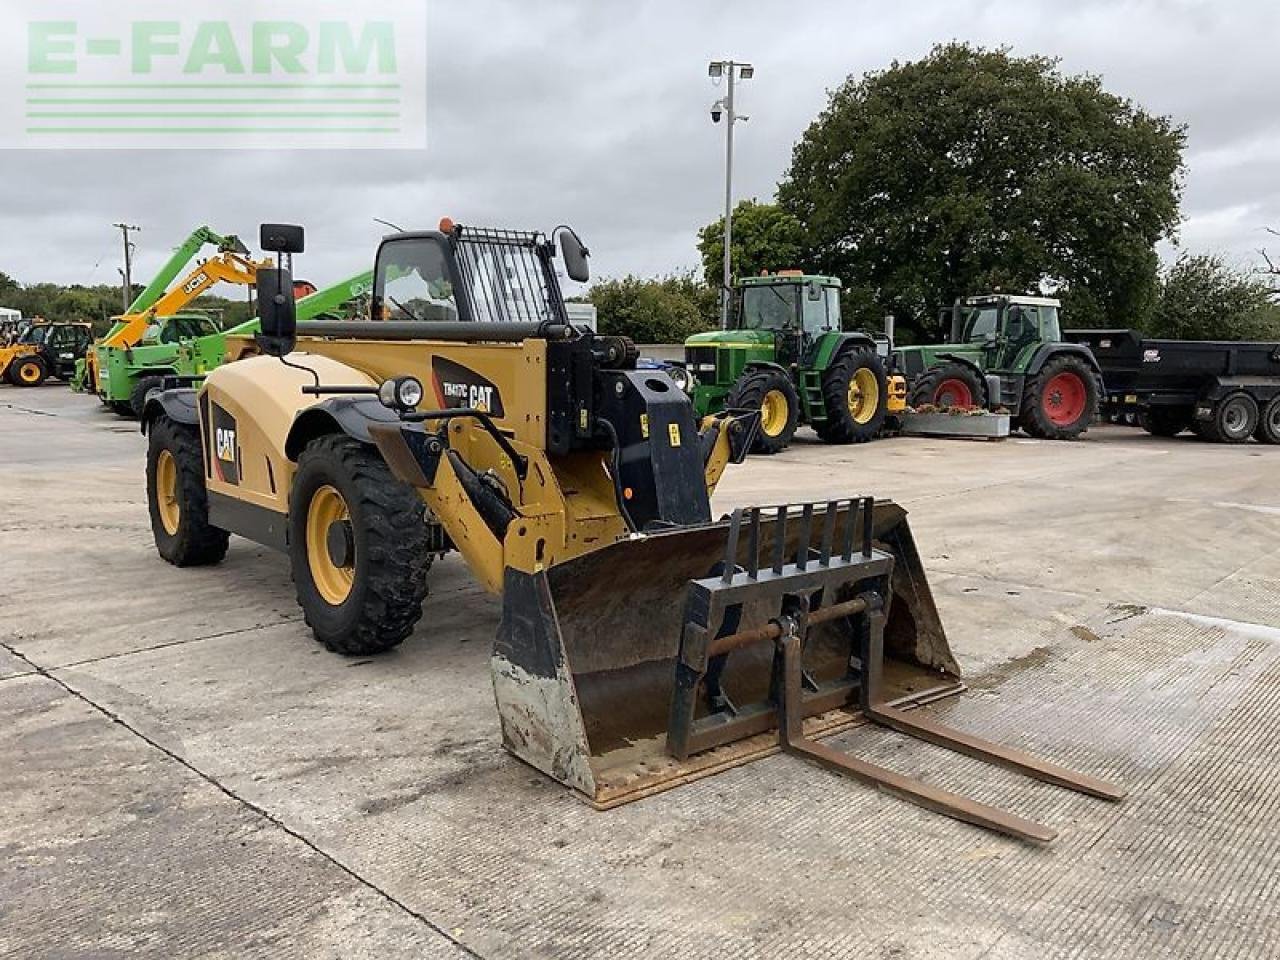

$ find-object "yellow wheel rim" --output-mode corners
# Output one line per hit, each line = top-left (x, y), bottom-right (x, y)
(306, 485), (355, 606)
(156, 449), (181, 536)
(18, 362), (40, 384)
(760, 389), (789, 437)
(847, 368), (880, 425)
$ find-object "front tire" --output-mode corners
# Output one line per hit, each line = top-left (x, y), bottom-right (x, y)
(1019, 355), (1098, 440)
(11, 356), (46, 387)
(909, 363), (985, 410)
(147, 415), (229, 566)
(289, 434), (431, 655)
(816, 347), (887, 444)
(726, 368), (800, 454)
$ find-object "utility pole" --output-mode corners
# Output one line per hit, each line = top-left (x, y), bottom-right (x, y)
(113, 222), (139, 313)
(708, 60), (753, 329)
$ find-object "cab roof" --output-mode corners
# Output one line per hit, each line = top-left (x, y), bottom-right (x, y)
(739, 274), (841, 288)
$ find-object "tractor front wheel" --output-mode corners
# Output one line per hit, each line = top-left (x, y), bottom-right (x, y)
(10, 356), (47, 387)
(909, 363), (984, 410)
(816, 347), (887, 444)
(289, 434), (432, 655)
(1019, 356), (1098, 440)
(726, 369), (799, 454)
(147, 415), (229, 566)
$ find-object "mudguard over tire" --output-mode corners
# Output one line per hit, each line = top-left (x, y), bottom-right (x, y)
(289, 434), (432, 655)
(726, 368), (799, 454)
(147, 415), (230, 566)
(1019, 355), (1098, 440)
(816, 347), (887, 444)
(910, 362), (984, 410)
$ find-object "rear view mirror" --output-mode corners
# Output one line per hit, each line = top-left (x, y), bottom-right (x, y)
(256, 268), (297, 357)
(260, 223), (306, 254)
(807, 280), (822, 300)
(559, 230), (590, 283)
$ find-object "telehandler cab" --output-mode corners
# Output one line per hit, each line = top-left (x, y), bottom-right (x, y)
(143, 220), (1123, 842)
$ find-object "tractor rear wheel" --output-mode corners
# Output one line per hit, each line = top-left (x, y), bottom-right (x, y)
(1139, 406), (1192, 438)
(147, 415), (229, 566)
(1019, 355), (1098, 440)
(1256, 396), (1280, 445)
(289, 434), (432, 655)
(1196, 392), (1258, 444)
(130, 376), (167, 419)
(726, 369), (799, 454)
(909, 363), (984, 410)
(816, 347), (887, 444)
(11, 356), (47, 387)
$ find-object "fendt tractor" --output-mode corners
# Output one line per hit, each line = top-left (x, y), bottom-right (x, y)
(142, 220), (1122, 843)
(896, 294), (1105, 440)
(0, 320), (92, 387)
(672, 273), (902, 454)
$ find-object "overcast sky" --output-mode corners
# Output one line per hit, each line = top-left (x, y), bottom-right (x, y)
(2, 0), (1278, 299)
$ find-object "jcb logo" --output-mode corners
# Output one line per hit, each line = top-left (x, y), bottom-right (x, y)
(182, 272), (208, 295)
(215, 427), (236, 461)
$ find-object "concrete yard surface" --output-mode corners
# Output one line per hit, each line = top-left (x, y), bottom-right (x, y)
(2, 387), (1279, 959)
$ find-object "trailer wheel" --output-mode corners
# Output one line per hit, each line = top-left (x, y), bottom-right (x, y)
(1139, 406), (1192, 438)
(1199, 392), (1259, 444)
(10, 356), (47, 387)
(147, 415), (229, 566)
(909, 363), (984, 410)
(726, 369), (799, 454)
(1256, 396), (1280, 445)
(816, 347), (888, 444)
(1019, 355), (1098, 440)
(289, 434), (431, 655)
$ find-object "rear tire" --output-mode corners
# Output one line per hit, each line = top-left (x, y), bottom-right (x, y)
(1256, 396), (1280, 445)
(147, 415), (229, 566)
(1019, 355), (1098, 440)
(130, 375), (167, 419)
(816, 347), (887, 444)
(10, 356), (46, 387)
(289, 434), (431, 655)
(909, 363), (984, 410)
(1139, 406), (1192, 438)
(1198, 392), (1258, 444)
(726, 368), (799, 454)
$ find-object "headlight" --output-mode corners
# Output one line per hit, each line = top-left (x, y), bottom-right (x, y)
(379, 375), (424, 411)
(668, 365), (693, 393)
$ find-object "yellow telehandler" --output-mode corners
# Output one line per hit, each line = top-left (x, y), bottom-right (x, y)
(142, 221), (1122, 843)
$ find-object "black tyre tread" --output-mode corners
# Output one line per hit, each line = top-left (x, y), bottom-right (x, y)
(11, 356), (47, 387)
(909, 363), (985, 410)
(1139, 406), (1192, 438)
(1198, 392), (1258, 444)
(1018, 354), (1098, 441)
(147, 415), (229, 567)
(291, 434), (431, 655)
(130, 375), (167, 419)
(725, 369), (799, 455)
(1256, 396), (1280, 445)
(815, 347), (888, 444)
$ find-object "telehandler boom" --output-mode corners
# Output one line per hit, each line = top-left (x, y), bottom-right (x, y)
(143, 221), (1123, 843)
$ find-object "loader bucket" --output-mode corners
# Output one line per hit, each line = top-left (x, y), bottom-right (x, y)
(492, 499), (961, 808)
(493, 498), (1126, 841)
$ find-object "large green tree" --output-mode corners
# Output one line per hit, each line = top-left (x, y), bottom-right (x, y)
(1150, 254), (1280, 341)
(778, 43), (1186, 338)
(696, 200), (806, 289)
(584, 273), (718, 343)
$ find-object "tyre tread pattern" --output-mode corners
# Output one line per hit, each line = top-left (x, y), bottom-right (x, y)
(815, 347), (888, 444)
(148, 415), (230, 566)
(1018, 354), (1098, 441)
(725, 369), (799, 455)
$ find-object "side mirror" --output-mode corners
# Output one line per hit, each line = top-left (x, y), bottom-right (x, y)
(260, 223), (305, 254)
(256, 268), (297, 357)
(807, 280), (822, 301)
(559, 230), (591, 283)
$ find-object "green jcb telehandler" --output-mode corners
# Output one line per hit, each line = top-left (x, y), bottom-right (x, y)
(894, 294), (1104, 440)
(670, 273), (905, 454)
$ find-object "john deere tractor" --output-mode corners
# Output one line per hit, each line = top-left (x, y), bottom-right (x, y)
(673, 273), (900, 454)
(894, 294), (1104, 440)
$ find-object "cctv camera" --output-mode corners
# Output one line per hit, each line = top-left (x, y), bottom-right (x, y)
(711, 106), (722, 123)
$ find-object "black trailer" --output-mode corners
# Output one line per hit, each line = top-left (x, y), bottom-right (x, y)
(1067, 329), (1280, 444)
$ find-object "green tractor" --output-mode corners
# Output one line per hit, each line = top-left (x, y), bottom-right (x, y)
(894, 294), (1104, 440)
(673, 273), (900, 454)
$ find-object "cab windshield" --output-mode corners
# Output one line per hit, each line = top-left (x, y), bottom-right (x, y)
(376, 238), (460, 323)
(18, 325), (48, 345)
(739, 285), (798, 331)
(959, 305), (1000, 342)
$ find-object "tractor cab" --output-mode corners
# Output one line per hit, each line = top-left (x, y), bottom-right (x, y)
(947, 295), (1063, 364)
(736, 272), (842, 366)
